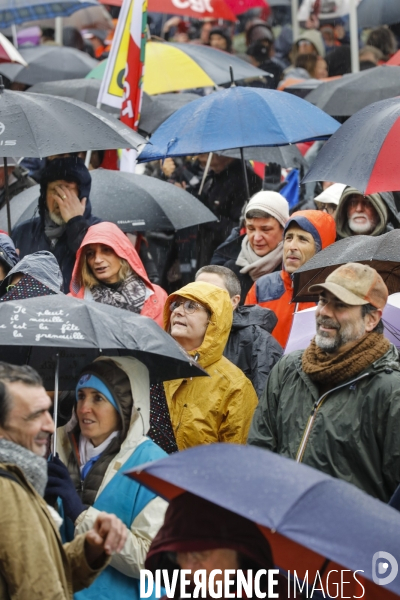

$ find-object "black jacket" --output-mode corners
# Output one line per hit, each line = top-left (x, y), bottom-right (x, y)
(197, 160), (262, 267)
(224, 305), (283, 399)
(12, 199), (100, 292)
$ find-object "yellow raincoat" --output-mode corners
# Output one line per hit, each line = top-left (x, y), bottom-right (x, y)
(163, 282), (258, 450)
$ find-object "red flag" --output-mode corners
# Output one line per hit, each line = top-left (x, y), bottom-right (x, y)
(147, 0), (236, 20)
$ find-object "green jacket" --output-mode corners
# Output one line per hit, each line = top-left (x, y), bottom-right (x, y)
(248, 345), (400, 502)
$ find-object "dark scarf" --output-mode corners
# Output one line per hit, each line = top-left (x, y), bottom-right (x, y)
(44, 211), (67, 246)
(302, 332), (391, 387)
(0, 439), (47, 496)
(91, 270), (146, 314)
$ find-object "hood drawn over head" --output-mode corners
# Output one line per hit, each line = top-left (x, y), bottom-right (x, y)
(335, 186), (399, 238)
(1, 250), (63, 294)
(70, 221), (153, 295)
(38, 156), (92, 225)
(284, 209), (336, 253)
(232, 304), (277, 333)
(0, 232), (19, 273)
(164, 281), (233, 369)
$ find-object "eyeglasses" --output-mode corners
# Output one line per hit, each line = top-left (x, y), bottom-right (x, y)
(315, 201), (336, 215)
(347, 197), (372, 210)
(169, 299), (208, 315)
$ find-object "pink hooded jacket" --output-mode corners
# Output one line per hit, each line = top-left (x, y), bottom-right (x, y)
(69, 222), (167, 327)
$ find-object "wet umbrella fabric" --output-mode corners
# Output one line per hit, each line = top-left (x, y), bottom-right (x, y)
(86, 42), (267, 95)
(139, 93), (200, 135)
(0, 294), (206, 389)
(0, 46), (97, 85)
(357, 0), (400, 28)
(292, 230), (400, 303)
(0, 0), (99, 27)
(138, 87), (340, 162)
(125, 443), (400, 599)
(303, 97), (400, 194)
(305, 66), (400, 117)
(0, 88), (145, 158)
(220, 144), (306, 168)
(10, 170), (217, 232)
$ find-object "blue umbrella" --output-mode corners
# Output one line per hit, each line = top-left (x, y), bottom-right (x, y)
(138, 87), (340, 162)
(126, 444), (400, 598)
(0, 0), (99, 28)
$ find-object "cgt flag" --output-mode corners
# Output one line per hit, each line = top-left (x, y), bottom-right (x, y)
(147, 0), (236, 21)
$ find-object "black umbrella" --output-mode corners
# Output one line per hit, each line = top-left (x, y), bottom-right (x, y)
(284, 79), (322, 99)
(0, 46), (98, 85)
(0, 294), (206, 388)
(29, 78), (119, 115)
(11, 170), (217, 232)
(292, 230), (400, 303)
(305, 66), (400, 117)
(0, 84), (145, 232)
(139, 92), (200, 135)
(358, 0), (400, 28)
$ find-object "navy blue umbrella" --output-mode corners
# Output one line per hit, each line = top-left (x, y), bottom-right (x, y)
(126, 444), (400, 599)
(0, 0), (99, 28)
(138, 87), (340, 162)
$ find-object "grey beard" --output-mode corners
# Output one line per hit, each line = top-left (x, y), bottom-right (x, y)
(49, 211), (66, 226)
(315, 323), (366, 353)
(348, 213), (377, 234)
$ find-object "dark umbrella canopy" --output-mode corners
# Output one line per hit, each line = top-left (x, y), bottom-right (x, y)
(285, 78), (322, 99)
(126, 444), (400, 599)
(0, 0), (99, 27)
(0, 46), (98, 85)
(139, 92), (200, 135)
(292, 230), (400, 302)
(305, 66), (400, 117)
(303, 97), (400, 194)
(11, 170), (217, 232)
(0, 294), (206, 389)
(358, 0), (400, 28)
(220, 144), (306, 168)
(0, 88), (145, 157)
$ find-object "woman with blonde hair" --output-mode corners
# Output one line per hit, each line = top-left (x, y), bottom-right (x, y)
(70, 222), (167, 326)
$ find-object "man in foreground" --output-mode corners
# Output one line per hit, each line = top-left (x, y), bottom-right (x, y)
(0, 362), (127, 599)
(248, 263), (400, 502)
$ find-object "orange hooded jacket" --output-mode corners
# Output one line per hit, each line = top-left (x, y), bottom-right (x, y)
(69, 222), (167, 327)
(245, 210), (336, 348)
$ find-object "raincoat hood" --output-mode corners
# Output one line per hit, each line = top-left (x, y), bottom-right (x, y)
(335, 187), (399, 238)
(1, 250), (63, 294)
(38, 157), (92, 226)
(0, 233), (19, 273)
(70, 221), (154, 295)
(284, 209), (336, 253)
(146, 492), (274, 573)
(164, 282), (233, 369)
(232, 304), (277, 333)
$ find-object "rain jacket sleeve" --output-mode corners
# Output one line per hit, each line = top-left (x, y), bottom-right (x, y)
(218, 377), (259, 443)
(74, 496), (167, 578)
(247, 357), (285, 450)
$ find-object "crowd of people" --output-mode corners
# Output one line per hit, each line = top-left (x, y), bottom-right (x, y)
(1, 2), (400, 599)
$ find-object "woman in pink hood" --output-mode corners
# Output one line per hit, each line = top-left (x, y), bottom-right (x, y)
(70, 222), (167, 327)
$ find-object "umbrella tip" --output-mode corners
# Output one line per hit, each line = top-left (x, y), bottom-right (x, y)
(229, 66), (236, 88)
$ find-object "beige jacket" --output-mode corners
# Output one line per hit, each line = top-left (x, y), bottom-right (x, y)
(0, 463), (107, 599)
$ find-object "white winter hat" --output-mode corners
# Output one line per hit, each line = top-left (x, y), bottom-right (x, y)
(314, 183), (347, 207)
(245, 191), (289, 228)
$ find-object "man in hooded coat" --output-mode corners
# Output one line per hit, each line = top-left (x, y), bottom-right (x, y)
(12, 157), (101, 291)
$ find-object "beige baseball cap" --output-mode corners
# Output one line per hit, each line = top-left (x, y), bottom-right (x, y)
(308, 263), (388, 309)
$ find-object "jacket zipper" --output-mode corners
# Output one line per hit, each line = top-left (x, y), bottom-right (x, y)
(295, 372), (370, 463)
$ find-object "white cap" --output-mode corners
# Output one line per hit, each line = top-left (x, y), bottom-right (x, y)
(245, 191), (289, 228)
(314, 183), (347, 207)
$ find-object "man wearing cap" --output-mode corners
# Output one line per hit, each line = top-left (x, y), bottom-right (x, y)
(248, 262), (400, 502)
(245, 210), (336, 348)
(211, 191), (289, 303)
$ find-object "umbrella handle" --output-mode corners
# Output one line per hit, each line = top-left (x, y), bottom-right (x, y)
(199, 152), (213, 196)
(4, 157), (11, 235)
(51, 353), (60, 460)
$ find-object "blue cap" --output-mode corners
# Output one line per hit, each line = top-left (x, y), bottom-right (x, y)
(76, 374), (120, 414)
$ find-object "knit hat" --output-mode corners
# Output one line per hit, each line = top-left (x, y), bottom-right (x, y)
(76, 373), (121, 414)
(309, 263), (388, 309)
(245, 191), (289, 228)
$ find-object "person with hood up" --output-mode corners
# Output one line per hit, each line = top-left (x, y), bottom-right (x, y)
(195, 265), (282, 399)
(211, 191), (290, 303)
(46, 356), (169, 600)
(0, 250), (63, 301)
(12, 156), (101, 292)
(70, 222), (167, 327)
(145, 492), (289, 600)
(245, 210), (336, 348)
(335, 187), (400, 239)
(0, 231), (19, 281)
(164, 281), (258, 450)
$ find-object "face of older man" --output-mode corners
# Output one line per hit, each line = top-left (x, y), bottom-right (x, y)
(0, 382), (54, 456)
(347, 195), (379, 234)
(315, 291), (382, 353)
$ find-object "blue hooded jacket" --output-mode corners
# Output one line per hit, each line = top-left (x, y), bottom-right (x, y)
(12, 157), (101, 291)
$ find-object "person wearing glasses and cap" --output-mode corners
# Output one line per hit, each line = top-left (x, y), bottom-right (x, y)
(164, 281), (258, 451)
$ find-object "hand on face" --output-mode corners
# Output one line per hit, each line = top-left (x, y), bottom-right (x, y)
(46, 180), (86, 224)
